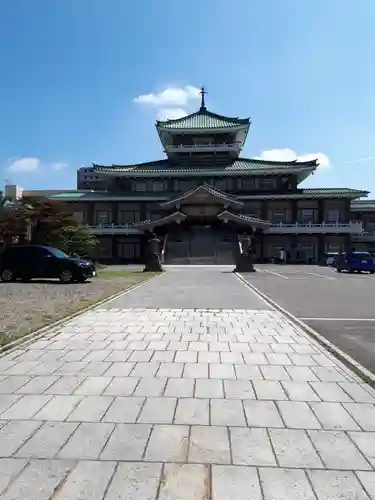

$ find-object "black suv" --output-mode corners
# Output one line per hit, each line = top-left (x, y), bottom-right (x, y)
(0, 245), (96, 283)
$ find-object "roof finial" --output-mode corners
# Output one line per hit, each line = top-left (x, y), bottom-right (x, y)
(200, 86), (207, 111)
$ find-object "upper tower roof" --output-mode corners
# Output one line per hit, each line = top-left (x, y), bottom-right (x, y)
(156, 87), (250, 131)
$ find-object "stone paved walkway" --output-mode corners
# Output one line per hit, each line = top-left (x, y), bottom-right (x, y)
(0, 269), (375, 499)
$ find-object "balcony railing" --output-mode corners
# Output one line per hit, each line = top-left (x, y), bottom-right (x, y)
(165, 142), (242, 153)
(89, 223), (141, 234)
(268, 221), (363, 234)
(88, 221), (364, 236)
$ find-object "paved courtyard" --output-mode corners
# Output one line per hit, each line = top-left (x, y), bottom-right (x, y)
(0, 268), (375, 499)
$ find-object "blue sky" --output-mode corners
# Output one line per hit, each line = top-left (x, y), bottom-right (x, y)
(1, 0), (374, 196)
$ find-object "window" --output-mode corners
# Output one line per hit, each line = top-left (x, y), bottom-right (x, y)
(152, 180), (167, 192)
(119, 211), (141, 224)
(134, 181), (148, 192)
(298, 209), (315, 224)
(364, 219), (375, 230)
(118, 242), (141, 258)
(96, 211), (110, 225)
(326, 244), (341, 253)
(214, 178), (226, 191)
(179, 180), (192, 191)
(241, 178), (255, 190)
(271, 211), (287, 223)
(98, 239), (112, 258)
(326, 209), (340, 223)
(258, 178), (276, 190)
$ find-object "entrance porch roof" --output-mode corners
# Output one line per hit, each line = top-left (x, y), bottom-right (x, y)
(160, 184), (244, 210)
(217, 210), (271, 229)
(134, 211), (187, 230)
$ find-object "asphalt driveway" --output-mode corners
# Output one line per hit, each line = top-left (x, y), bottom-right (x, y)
(241, 265), (375, 373)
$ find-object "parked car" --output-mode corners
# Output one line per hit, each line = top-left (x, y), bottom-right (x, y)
(322, 252), (339, 266)
(0, 245), (96, 283)
(335, 251), (375, 274)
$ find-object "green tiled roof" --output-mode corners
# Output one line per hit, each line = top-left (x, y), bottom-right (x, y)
(50, 191), (89, 199)
(93, 157), (318, 175)
(156, 109), (250, 130)
(302, 188), (368, 196)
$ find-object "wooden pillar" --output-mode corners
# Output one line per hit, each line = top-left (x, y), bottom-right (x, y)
(111, 236), (118, 263)
(87, 203), (94, 225)
(291, 200), (298, 223)
(344, 199), (351, 222)
(261, 200), (268, 221)
(140, 203), (147, 222)
(317, 200), (324, 223)
(112, 202), (118, 225)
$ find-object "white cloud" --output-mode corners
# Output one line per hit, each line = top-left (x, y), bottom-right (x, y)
(7, 157), (41, 173)
(134, 85), (200, 107)
(134, 85), (200, 121)
(256, 148), (330, 169)
(6, 157), (68, 174)
(156, 108), (188, 121)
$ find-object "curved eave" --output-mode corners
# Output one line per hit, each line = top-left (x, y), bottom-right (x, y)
(156, 123), (250, 134)
(217, 210), (271, 229)
(92, 165), (317, 178)
(160, 184), (243, 210)
(134, 211), (187, 230)
(155, 109), (250, 132)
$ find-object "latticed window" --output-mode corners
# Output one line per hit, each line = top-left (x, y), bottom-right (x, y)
(96, 211), (110, 224)
(298, 209), (315, 224)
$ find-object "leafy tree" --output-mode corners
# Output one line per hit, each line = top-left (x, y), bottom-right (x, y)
(0, 196), (98, 258)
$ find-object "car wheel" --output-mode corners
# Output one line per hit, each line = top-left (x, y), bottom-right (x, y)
(77, 275), (88, 283)
(0, 269), (14, 282)
(336, 269), (342, 273)
(20, 277), (31, 282)
(370, 270), (374, 274)
(59, 270), (74, 283)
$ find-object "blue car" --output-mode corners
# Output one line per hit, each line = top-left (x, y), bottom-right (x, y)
(335, 251), (375, 274)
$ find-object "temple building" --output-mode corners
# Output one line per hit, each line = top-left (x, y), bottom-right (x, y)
(5, 89), (375, 263)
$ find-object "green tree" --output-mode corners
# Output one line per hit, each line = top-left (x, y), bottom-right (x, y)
(50, 224), (98, 259)
(0, 196), (98, 258)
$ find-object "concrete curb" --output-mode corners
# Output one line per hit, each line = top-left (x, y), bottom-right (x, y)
(235, 272), (375, 389)
(0, 273), (161, 358)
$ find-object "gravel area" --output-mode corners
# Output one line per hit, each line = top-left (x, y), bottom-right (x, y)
(0, 269), (155, 346)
